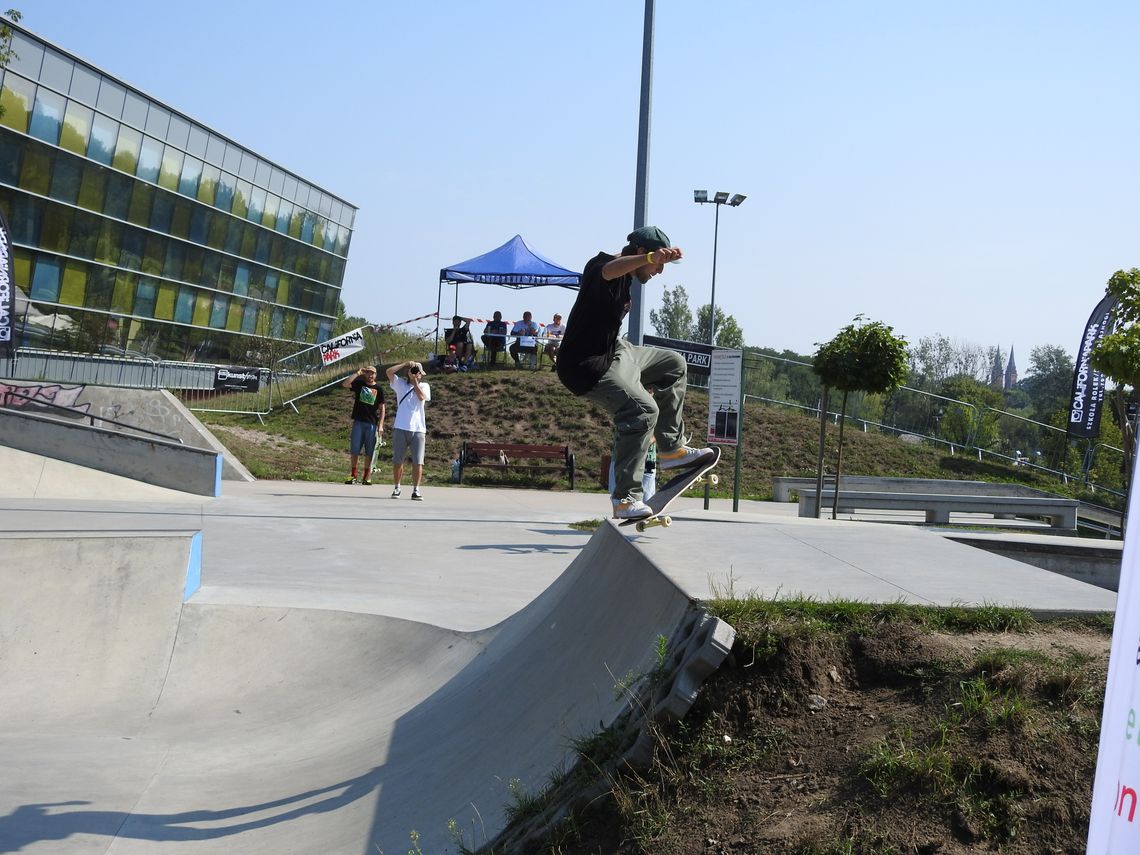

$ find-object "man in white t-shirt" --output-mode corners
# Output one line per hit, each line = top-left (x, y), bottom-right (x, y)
(385, 359), (431, 500)
(542, 312), (565, 372)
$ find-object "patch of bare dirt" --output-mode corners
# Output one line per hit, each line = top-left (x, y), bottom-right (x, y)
(530, 623), (1109, 855)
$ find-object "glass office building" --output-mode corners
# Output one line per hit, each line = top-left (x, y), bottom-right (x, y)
(0, 22), (355, 362)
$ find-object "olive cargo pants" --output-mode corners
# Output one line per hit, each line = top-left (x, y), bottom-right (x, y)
(584, 339), (687, 503)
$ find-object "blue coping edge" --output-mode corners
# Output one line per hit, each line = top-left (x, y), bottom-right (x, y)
(184, 531), (202, 602)
(213, 454), (223, 497)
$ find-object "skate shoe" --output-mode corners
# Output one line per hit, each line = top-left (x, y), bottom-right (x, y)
(657, 444), (715, 471)
(612, 499), (653, 520)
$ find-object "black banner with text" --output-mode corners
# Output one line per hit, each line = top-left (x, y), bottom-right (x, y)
(0, 207), (13, 355)
(643, 335), (712, 376)
(213, 367), (262, 392)
(1067, 292), (1118, 439)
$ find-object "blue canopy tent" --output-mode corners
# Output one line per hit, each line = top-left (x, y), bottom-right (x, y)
(436, 234), (580, 349)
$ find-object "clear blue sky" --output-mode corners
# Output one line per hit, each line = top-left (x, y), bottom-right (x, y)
(26, 1), (1140, 369)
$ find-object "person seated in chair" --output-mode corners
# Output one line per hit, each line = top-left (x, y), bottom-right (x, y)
(542, 312), (565, 372)
(509, 311), (540, 368)
(480, 311), (508, 366)
(444, 315), (475, 371)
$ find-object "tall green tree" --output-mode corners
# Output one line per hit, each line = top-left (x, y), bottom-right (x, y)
(649, 285), (695, 340)
(693, 305), (747, 348)
(694, 304), (745, 349)
(0, 11), (20, 70)
(937, 375), (1003, 449)
(1022, 344), (1074, 424)
(813, 316), (909, 518)
(908, 334), (989, 389)
(1091, 268), (1140, 502)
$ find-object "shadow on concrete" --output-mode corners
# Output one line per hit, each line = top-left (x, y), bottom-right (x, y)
(458, 542), (587, 555)
(0, 768), (383, 851)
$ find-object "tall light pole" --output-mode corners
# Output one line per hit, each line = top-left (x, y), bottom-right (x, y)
(628, 0), (655, 346)
(693, 190), (745, 345)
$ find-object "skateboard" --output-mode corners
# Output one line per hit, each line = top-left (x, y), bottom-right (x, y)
(620, 447), (722, 532)
(369, 431), (386, 475)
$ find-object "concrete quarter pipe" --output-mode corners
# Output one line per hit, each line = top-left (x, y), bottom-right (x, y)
(0, 524), (732, 854)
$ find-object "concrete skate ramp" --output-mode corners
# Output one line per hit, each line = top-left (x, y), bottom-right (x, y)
(0, 523), (717, 854)
(0, 381), (254, 482)
(0, 446), (209, 502)
(0, 409), (222, 497)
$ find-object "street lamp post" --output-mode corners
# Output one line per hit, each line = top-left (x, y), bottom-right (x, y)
(693, 190), (745, 346)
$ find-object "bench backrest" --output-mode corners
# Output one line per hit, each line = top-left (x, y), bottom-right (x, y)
(464, 442), (569, 461)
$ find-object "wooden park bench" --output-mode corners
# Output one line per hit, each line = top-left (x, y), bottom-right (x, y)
(458, 441), (576, 489)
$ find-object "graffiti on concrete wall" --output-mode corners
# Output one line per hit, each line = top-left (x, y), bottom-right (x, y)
(0, 381), (89, 414)
(0, 382), (190, 440)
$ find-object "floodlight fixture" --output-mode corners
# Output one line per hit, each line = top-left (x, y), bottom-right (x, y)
(692, 187), (746, 347)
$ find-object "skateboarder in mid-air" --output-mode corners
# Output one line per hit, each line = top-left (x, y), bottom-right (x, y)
(556, 225), (714, 521)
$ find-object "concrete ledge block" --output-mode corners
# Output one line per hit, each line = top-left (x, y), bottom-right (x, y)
(0, 408), (221, 496)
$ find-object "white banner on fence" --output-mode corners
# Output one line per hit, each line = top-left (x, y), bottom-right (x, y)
(317, 327), (367, 366)
(1087, 461), (1138, 852)
(707, 348), (742, 446)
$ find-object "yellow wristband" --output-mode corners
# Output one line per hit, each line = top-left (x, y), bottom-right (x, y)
(646, 251), (655, 264)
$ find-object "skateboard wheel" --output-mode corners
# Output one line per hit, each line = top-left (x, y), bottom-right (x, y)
(662, 515), (672, 527)
(636, 520), (648, 532)
(708, 474), (719, 486)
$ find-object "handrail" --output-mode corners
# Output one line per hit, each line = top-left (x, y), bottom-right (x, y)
(2, 389), (183, 444)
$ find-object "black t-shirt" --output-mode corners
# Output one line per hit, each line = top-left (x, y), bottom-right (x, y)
(445, 324), (472, 345)
(350, 376), (384, 425)
(556, 251), (632, 395)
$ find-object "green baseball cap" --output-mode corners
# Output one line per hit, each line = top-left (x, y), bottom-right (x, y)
(627, 225), (671, 251)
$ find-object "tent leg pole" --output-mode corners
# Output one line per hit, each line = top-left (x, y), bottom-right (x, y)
(435, 281), (443, 354)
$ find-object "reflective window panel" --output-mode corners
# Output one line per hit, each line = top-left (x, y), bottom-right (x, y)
(112, 124), (141, 173)
(178, 155), (202, 197)
(121, 90), (148, 129)
(39, 48), (73, 93)
(30, 255), (61, 301)
(158, 144), (183, 191)
(60, 100), (93, 155)
(0, 73), (35, 132)
(95, 77), (126, 118)
(167, 114), (190, 150)
(69, 63), (99, 106)
(186, 124), (208, 158)
(144, 103), (169, 139)
(7, 32), (44, 80)
(87, 113), (117, 165)
(29, 88), (65, 144)
(136, 135), (163, 183)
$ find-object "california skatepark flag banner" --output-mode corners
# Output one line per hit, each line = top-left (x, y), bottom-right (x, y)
(0, 206), (13, 356)
(318, 327), (366, 366)
(1068, 292), (1117, 440)
(1088, 453), (1140, 851)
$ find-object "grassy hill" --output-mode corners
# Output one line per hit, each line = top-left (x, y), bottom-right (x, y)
(199, 364), (1087, 502)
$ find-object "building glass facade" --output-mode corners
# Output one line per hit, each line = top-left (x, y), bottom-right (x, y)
(0, 23), (355, 362)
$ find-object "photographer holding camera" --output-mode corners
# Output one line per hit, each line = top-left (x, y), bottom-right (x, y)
(385, 360), (432, 500)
